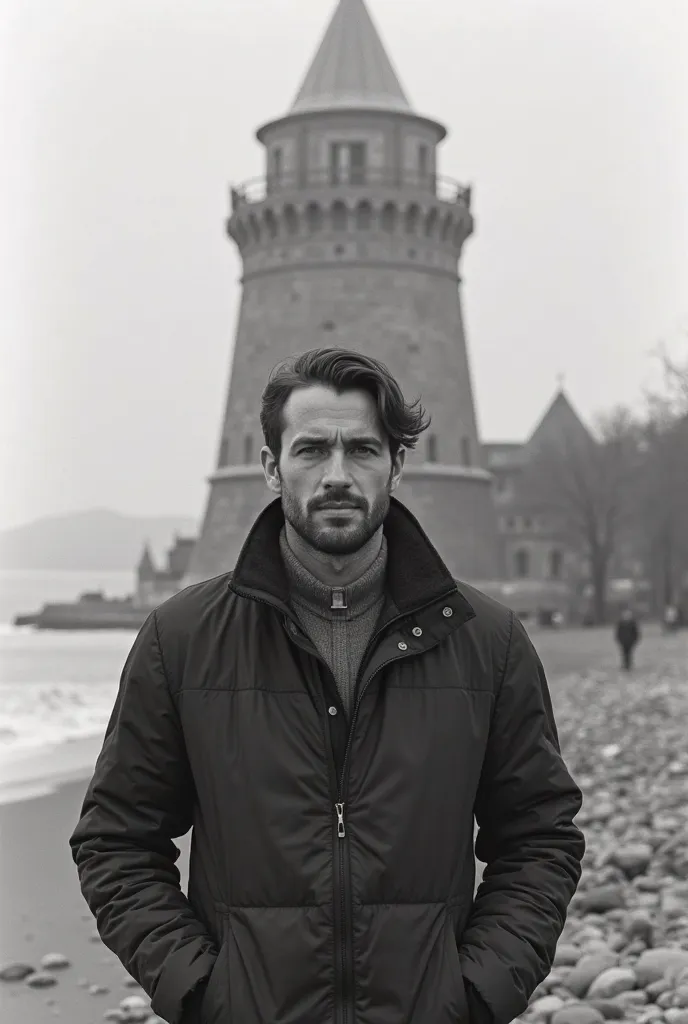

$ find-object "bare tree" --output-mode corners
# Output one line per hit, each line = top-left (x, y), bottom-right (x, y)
(523, 406), (642, 624)
(639, 345), (688, 611)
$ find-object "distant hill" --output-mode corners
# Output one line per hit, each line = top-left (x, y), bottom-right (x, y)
(0, 509), (199, 571)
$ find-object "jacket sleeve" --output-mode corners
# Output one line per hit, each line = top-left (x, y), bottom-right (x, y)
(69, 610), (217, 1024)
(458, 612), (585, 1024)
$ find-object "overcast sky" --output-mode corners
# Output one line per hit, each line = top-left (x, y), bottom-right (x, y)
(1, 0), (686, 530)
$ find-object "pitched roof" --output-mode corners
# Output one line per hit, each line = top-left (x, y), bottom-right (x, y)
(290, 0), (411, 115)
(524, 389), (592, 459)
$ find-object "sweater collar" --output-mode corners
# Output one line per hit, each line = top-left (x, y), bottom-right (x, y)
(229, 496), (474, 624)
(279, 527), (387, 620)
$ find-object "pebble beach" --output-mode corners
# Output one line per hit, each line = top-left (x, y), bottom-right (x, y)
(1, 624), (687, 1024)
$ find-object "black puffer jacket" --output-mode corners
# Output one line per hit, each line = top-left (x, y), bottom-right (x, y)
(70, 497), (584, 1024)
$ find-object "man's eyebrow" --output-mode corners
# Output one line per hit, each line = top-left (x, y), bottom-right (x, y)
(290, 434), (382, 447)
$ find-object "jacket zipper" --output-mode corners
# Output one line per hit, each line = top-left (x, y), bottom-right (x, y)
(331, 615), (434, 1024)
(231, 580), (457, 1024)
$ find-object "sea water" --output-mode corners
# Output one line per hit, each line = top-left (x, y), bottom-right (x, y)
(0, 570), (136, 755)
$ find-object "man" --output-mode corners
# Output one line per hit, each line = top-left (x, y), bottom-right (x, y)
(615, 607), (641, 670)
(70, 348), (585, 1024)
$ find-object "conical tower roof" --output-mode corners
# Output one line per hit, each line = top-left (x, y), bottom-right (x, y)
(137, 542), (156, 581)
(290, 0), (411, 115)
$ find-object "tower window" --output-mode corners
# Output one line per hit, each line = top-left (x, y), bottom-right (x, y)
(218, 438), (229, 467)
(418, 144), (429, 181)
(355, 201), (372, 230)
(272, 146), (283, 185)
(331, 201), (348, 231)
(330, 142), (367, 185)
(306, 203), (323, 233)
(427, 434), (438, 463)
(381, 203), (397, 232)
(243, 435), (253, 465)
(514, 549), (530, 579)
(460, 437), (471, 466)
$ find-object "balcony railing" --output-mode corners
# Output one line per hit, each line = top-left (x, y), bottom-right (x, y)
(230, 168), (471, 210)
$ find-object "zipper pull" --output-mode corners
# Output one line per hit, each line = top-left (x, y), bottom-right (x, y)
(335, 802), (346, 838)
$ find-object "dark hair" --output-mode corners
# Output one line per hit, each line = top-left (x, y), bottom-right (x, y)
(260, 347), (431, 461)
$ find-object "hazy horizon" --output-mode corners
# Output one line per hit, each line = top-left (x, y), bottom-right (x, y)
(1, 0), (686, 530)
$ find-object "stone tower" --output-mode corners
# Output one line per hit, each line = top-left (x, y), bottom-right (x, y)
(185, 0), (502, 585)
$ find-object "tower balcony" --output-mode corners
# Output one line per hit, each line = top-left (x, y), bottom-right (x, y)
(229, 168), (471, 213)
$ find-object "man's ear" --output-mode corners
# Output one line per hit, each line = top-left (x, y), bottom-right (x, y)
(261, 446), (281, 495)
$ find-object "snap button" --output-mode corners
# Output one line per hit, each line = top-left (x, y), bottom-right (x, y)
(328, 706), (338, 716)
(442, 607), (453, 618)
(398, 641), (408, 651)
(412, 626), (423, 637)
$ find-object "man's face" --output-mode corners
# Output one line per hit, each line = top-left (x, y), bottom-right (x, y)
(261, 385), (405, 555)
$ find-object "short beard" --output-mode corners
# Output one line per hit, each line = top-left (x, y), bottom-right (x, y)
(280, 482), (392, 556)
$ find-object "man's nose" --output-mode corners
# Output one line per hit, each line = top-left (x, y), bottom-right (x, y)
(321, 450), (353, 485)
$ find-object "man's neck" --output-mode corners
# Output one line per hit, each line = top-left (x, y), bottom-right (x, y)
(284, 521), (383, 588)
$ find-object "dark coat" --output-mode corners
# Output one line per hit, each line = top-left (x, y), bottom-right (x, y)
(70, 497), (585, 1024)
(615, 618), (640, 649)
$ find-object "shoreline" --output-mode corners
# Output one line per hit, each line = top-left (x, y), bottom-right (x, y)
(0, 734), (104, 806)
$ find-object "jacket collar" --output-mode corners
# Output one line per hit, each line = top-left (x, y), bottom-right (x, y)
(229, 496), (475, 624)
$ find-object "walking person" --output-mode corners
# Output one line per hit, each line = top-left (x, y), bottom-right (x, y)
(615, 607), (641, 670)
(70, 348), (585, 1024)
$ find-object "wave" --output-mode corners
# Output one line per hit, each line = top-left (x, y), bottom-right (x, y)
(0, 680), (118, 752)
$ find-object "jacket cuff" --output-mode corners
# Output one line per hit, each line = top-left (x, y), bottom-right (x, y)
(465, 980), (493, 1024)
(149, 943), (217, 1024)
(179, 976), (210, 1024)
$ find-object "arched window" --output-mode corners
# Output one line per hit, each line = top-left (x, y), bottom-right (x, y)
(331, 201), (348, 231)
(460, 437), (471, 466)
(425, 209), (439, 238)
(305, 203), (323, 233)
(283, 205), (298, 236)
(381, 203), (397, 232)
(248, 215), (261, 244)
(427, 434), (438, 463)
(549, 549), (563, 580)
(405, 205), (421, 234)
(355, 201), (372, 230)
(264, 210), (278, 239)
(243, 435), (253, 465)
(514, 549), (530, 579)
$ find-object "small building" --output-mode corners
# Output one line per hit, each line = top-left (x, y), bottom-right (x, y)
(485, 389), (587, 593)
(135, 535), (196, 609)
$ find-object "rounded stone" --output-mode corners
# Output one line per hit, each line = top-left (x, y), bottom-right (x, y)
(555, 946), (583, 967)
(26, 972), (58, 988)
(531, 995), (565, 1019)
(636, 949), (688, 987)
(624, 910), (654, 945)
(611, 844), (654, 879)
(40, 953), (71, 971)
(587, 999), (627, 1020)
(566, 952), (620, 999)
(120, 994), (149, 1011)
(645, 979), (672, 1000)
(587, 967), (638, 1000)
(0, 962), (35, 982)
(551, 1004), (606, 1024)
(578, 886), (626, 914)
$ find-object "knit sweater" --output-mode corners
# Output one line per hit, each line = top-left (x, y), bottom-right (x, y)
(279, 528), (388, 718)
